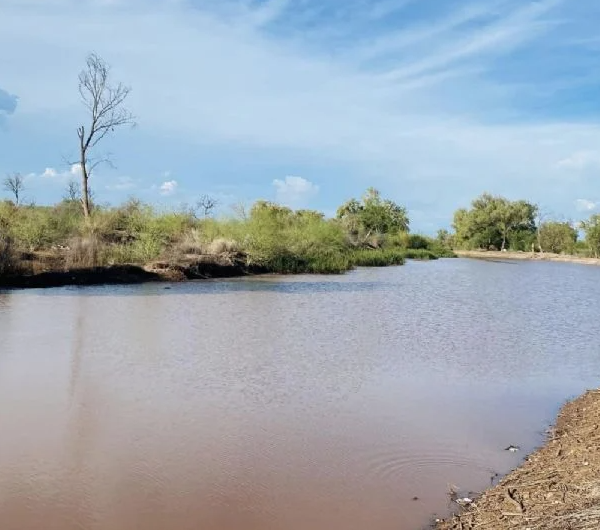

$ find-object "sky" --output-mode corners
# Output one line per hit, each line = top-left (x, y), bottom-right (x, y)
(0, 0), (599, 232)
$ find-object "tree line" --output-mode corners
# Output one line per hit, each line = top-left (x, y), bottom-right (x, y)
(2, 53), (599, 261)
(450, 193), (600, 258)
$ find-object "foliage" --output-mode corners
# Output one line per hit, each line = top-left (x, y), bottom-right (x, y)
(538, 222), (578, 254)
(435, 229), (454, 249)
(453, 193), (537, 250)
(581, 214), (600, 258)
(350, 249), (406, 267)
(337, 188), (409, 237)
(0, 191), (465, 278)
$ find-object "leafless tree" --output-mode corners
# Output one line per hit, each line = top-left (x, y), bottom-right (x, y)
(230, 201), (248, 220)
(3, 173), (25, 205)
(64, 180), (82, 202)
(196, 194), (218, 218)
(77, 53), (134, 218)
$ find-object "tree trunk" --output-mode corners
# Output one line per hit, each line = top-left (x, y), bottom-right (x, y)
(79, 127), (91, 218)
(501, 230), (507, 251)
(81, 164), (91, 218)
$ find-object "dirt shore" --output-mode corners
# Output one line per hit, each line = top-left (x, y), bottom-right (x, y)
(437, 388), (600, 529)
(455, 250), (600, 266)
(0, 253), (266, 289)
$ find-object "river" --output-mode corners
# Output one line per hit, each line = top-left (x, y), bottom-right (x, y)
(1, 258), (599, 530)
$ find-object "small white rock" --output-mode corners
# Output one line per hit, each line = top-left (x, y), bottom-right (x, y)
(456, 497), (473, 506)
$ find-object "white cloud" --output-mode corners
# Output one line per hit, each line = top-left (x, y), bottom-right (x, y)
(0, 0), (599, 220)
(273, 175), (319, 206)
(557, 151), (600, 171)
(575, 199), (597, 212)
(41, 167), (58, 178)
(38, 164), (81, 181)
(159, 179), (178, 195)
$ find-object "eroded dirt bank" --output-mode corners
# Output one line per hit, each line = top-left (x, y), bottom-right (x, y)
(455, 250), (600, 266)
(0, 252), (266, 289)
(438, 389), (600, 530)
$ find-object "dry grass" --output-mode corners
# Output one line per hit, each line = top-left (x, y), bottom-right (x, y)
(64, 235), (103, 269)
(438, 389), (600, 530)
(205, 237), (240, 255)
(0, 233), (19, 275)
(174, 230), (240, 256)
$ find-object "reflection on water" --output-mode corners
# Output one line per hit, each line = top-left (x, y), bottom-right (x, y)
(1, 259), (600, 530)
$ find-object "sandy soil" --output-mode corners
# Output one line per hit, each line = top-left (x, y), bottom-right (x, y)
(455, 250), (600, 267)
(437, 389), (600, 529)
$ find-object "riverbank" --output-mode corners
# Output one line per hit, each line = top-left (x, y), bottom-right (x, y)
(437, 388), (600, 529)
(0, 248), (449, 289)
(0, 252), (269, 289)
(455, 250), (600, 266)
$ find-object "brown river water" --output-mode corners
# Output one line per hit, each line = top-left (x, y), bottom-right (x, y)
(1, 259), (600, 530)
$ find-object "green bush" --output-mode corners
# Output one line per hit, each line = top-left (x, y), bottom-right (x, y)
(351, 249), (406, 267)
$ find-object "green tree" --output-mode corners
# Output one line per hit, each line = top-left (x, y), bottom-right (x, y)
(538, 222), (577, 254)
(435, 229), (453, 248)
(581, 214), (600, 257)
(496, 199), (537, 251)
(337, 188), (409, 235)
(452, 193), (536, 250)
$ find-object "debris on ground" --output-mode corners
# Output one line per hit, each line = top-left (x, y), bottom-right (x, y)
(438, 389), (600, 529)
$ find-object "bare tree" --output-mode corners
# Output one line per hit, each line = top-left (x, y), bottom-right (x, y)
(230, 201), (248, 221)
(3, 173), (25, 205)
(196, 194), (218, 218)
(77, 53), (134, 218)
(64, 180), (82, 203)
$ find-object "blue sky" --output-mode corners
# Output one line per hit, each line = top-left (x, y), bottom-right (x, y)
(0, 0), (599, 231)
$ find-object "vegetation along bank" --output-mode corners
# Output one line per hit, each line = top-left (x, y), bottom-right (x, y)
(4, 54), (600, 287)
(0, 188), (454, 289)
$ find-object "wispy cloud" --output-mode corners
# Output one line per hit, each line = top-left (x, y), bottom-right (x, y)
(105, 175), (138, 191)
(558, 151), (600, 171)
(0, 0), (599, 226)
(575, 199), (597, 212)
(273, 176), (319, 207)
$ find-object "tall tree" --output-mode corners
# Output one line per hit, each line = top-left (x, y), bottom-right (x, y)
(452, 193), (536, 250)
(496, 199), (537, 251)
(538, 221), (577, 254)
(337, 188), (409, 235)
(581, 214), (600, 258)
(3, 173), (25, 206)
(77, 53), (134, 218)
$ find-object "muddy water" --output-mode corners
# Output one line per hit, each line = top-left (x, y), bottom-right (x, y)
(1, 259), (600, 530)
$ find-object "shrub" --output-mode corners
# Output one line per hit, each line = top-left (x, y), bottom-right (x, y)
(351, 249), (406, 267)
(0, 232), (18, 276)
(402, 248), (438, 260)
(407, 234), (431, 250)
(65, 235), (104, 269)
